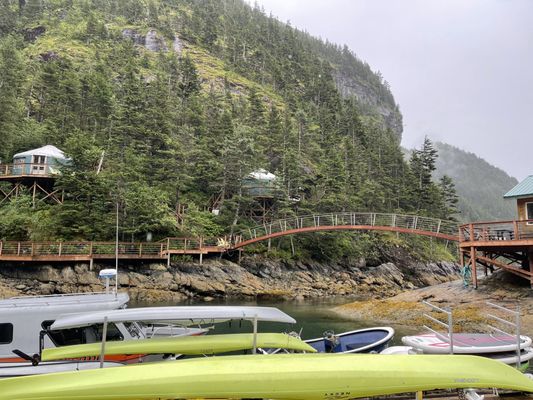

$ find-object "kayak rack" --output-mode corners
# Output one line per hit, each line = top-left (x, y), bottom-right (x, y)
(422, 300), (454, 354)
(421, 300), (523, 369)
(486, 302), (521, 370)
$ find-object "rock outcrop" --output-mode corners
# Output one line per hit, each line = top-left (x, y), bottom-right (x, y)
(0, 257), (460, 303)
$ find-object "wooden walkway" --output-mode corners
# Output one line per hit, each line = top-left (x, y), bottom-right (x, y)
(0, 212), (458, 265)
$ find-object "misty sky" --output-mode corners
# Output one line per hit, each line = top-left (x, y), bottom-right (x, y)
(251, 0), (533, 181)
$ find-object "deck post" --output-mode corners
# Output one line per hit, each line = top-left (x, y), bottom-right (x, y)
(471, 246), (478, 289)
(167, 251), (171, 268)
(529, 251), (533, 289)
(89, 258), (93, 271)
(0, 241), (2, 256)
(199, 253), (203, 265)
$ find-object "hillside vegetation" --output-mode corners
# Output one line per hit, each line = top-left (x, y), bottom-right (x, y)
(434, 142), (517, 222)
(0, 0), (456, 260)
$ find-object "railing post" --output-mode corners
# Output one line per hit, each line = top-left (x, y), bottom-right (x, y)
(513, 220), (519, 240)
(139, 243), (143, 256)
(469, 224), (474, 241)
(17, 242), (21, 256)
(0, 241), (2, 255)
(58, 242), (62, 256)
(89, 242), (93, 257)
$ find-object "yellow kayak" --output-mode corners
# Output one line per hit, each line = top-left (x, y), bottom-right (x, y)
(41, 333), (316, 361)
(2, 353), (533, 399)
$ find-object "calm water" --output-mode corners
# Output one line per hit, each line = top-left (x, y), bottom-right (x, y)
(134, 298), (417, 346)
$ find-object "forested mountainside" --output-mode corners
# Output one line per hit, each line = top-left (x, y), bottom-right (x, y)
(0, 0), (455, 260)
(434, 142), (517, 222)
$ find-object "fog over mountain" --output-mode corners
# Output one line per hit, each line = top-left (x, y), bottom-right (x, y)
(252, 0), (533, 181)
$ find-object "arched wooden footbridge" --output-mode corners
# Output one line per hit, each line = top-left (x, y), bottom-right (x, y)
(232, 212), (458, 248)
(0, 212), (459, 265)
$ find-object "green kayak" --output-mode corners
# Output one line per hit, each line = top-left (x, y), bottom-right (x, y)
(2, 353), (533, 400)
(41, 333), (316, 361)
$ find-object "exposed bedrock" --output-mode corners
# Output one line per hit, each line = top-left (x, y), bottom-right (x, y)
(0, 257), (460, 303)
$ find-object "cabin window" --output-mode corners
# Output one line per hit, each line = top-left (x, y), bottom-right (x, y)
(42, 321), (123, 346)
(0, 323), (13, 344)
(527, 202), (533, 224)
(32, 155), (46, 164)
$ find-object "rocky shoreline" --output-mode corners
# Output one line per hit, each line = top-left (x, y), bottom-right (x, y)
(0, 256), (460, 303)
(334, 270), (533, 333)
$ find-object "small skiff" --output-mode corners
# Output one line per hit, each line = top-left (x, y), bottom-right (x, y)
(305, 327), (394, 353)
(402, 333), (532, 354)
(42, 333), (316, 361)
(1, 353), (533, 400)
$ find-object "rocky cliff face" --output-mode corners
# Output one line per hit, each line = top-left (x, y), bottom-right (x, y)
(0, 257), (460, 303)
(333, 71), (403, 139)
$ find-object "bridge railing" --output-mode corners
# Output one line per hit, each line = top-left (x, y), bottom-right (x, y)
(234, 212), (458, 245)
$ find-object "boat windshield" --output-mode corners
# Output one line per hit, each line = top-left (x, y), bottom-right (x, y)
(42, 320), (124, 346)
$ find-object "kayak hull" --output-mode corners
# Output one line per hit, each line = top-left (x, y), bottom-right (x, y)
(42, 333), (316, 361)
(2, 353), (533, 400)
(306, 327), (394, 353)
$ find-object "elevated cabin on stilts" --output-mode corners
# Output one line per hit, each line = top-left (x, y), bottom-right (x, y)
(242, 169), (282, 223)
(459, 175), (533, 288)
(0, 145), (70, 207)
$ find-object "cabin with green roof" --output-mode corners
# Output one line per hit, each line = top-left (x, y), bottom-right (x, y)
(504, 175), (533, 222)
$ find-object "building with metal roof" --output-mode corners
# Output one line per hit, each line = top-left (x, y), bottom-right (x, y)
(503, 176), (533, 199)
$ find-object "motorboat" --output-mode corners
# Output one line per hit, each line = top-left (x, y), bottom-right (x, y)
(305, 327), (394, 353)
(1, 353), (533, 400)
(0, 305), (297, 377)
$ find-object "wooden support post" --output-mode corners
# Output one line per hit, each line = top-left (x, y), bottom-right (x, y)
(267, 238), (271, 252)
(89, 258), (93, 271)
(416, 391), (423, 400)
(199, 253), (203, 265)
(32, 182), (37, 209)
(529, 251), (533, 289)
(471, 246), (478, 289)
(167, 251), (171, 268)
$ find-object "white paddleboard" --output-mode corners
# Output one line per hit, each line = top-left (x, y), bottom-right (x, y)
(402, 333), (532, 354)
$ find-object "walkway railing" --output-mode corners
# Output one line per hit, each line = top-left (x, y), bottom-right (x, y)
(0, 163), (56, 178)
(0, 212), (459, 262)
(459, 220), (533, 242)
(234, 212), (459, 246)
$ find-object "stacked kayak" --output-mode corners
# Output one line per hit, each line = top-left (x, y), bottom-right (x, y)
(396, 333), (533, 369)
(2, 353), (533, 400)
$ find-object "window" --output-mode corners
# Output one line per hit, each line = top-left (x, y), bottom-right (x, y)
(41, 321), (123, 346)
(32, 155), (46, 164)
(0, 323), (13, 344)
(527, 202), (533, 225)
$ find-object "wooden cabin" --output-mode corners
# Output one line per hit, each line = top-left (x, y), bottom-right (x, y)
(504, 176), (533, 238)
(504, 176), (533, 221)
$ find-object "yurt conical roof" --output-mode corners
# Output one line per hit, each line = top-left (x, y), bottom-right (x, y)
(13, 145), (67, 161)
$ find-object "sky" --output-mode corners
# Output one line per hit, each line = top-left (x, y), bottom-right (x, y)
(249, 0), (533, 181)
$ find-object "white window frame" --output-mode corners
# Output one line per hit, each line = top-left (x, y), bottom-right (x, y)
(526, 202), (533, 225)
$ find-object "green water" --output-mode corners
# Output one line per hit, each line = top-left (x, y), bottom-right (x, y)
(136, 298), (416, 346)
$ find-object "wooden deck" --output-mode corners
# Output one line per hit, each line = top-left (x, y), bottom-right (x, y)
(0, 239), (227, 264)
(0, 163), (57, 180)
(458, 219), (533, 287)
